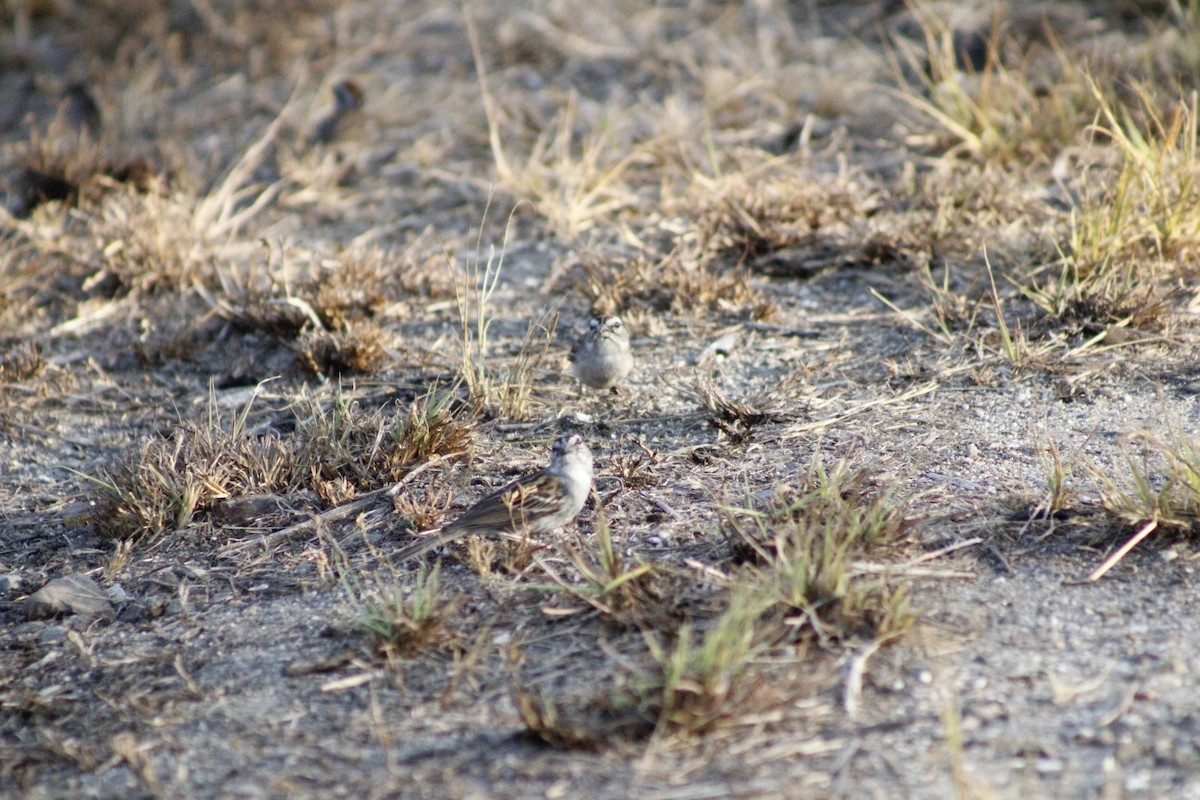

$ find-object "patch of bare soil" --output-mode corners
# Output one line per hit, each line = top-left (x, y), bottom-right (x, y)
(4, 2), (1200, 798)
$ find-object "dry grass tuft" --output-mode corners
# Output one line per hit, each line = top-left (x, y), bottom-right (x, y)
(637, 582), (775, 735)
(294, 320), (390, 376)
(209, 244), (453, 374)
(1085, 87), (1200, 255)
(7, 134), (155, 218)
(538, 515), (678, 630)
(1022, 262), (1176, 335)
(216, 246), (452, 332)
(513, 578), (794, 743)
(386, 389), (477, 469)
(609, 436), (659, 489)
(88, 386), (475, 540)
(890, 7), (1097, 163)
(1092, 427), (1200, 534)
(0, 341), (44, 383)
(1034, 439), (1077, 521)
(519, 454), (917, 744)
(577, 165), (881, 319)
(391, 483), (453, 534)
(1081, 422), (1200, 579)
(470, 14), (644, 240)
(512, 679), (656, 749)
(307, 246), (457, 327)
(89, 399), (299, 540)
(453, 226), (559, 417)
(486, 97), (644, 240)
(22, 179), (209, 297)
(583, 250), (770, 319)
(510, 646), (658, 749)
(1021, 86), (1199, 337)
(682, 170), (874, 276)
(690, 371), (805, 444)
(905, 165), (1047, 258)
(350, 563), (459, 658)
(915, 264), (982, 341)
(722, 458), (914, 644)
(292, 387), (476, 504)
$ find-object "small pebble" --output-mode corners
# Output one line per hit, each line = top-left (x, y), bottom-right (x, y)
(39, 625), (68, 646)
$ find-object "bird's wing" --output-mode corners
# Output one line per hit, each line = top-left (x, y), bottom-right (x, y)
(393, 474), (562, 562)
(448, 475), (555, 532)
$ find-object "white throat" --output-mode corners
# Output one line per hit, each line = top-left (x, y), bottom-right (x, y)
(551, 447), (594, 509)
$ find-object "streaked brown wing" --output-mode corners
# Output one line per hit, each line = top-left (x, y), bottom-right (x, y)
(448, 474), (557, 534)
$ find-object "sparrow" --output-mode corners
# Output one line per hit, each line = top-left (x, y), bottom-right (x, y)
(393, 434), (593, 562)
(57, 83), (101, 136)
(569, 316), (633, 394)
(307, 79), (364, 145)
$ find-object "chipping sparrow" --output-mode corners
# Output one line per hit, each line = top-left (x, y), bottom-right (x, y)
(308, 79), (364, 145)
(569, 316), (633, 393)
(57, 83), (101, 136)
(393, 434), (593, 561)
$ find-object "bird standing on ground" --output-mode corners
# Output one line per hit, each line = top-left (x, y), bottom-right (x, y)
(393, 434), (593, 562)
(58, 83), (101, 136)
(307, 79), (364, 145)
(569, 316), (633, 394)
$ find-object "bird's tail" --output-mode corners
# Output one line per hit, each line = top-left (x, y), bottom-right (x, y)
(392, 528), (466, 563)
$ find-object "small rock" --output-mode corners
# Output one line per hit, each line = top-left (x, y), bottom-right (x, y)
(61, 501), (97, 527)
(0, 572), (23, 595)
(39, 625), (68, 646)
(211, 494), (286, 526)
(1125, 771), (1152, 792)
(1104, 325), (1135, 345)
(26, 573), (115, 620)
(10, 621), (43, 637)
(697, 328), (742, 365)
(142, 594), (171, 618)
(116, 603), (147, 624)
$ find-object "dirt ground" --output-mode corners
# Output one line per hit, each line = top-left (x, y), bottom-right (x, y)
(4, 1), (1200, 798)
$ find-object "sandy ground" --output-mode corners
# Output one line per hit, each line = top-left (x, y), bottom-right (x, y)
(3, 2), (1200, 798)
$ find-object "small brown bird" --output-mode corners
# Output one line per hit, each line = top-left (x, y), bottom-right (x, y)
(57, 83), (101, 136)
(569, 316), (633, 394)
(393, 434), (593, 562)
(307, 79), (364, 145)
